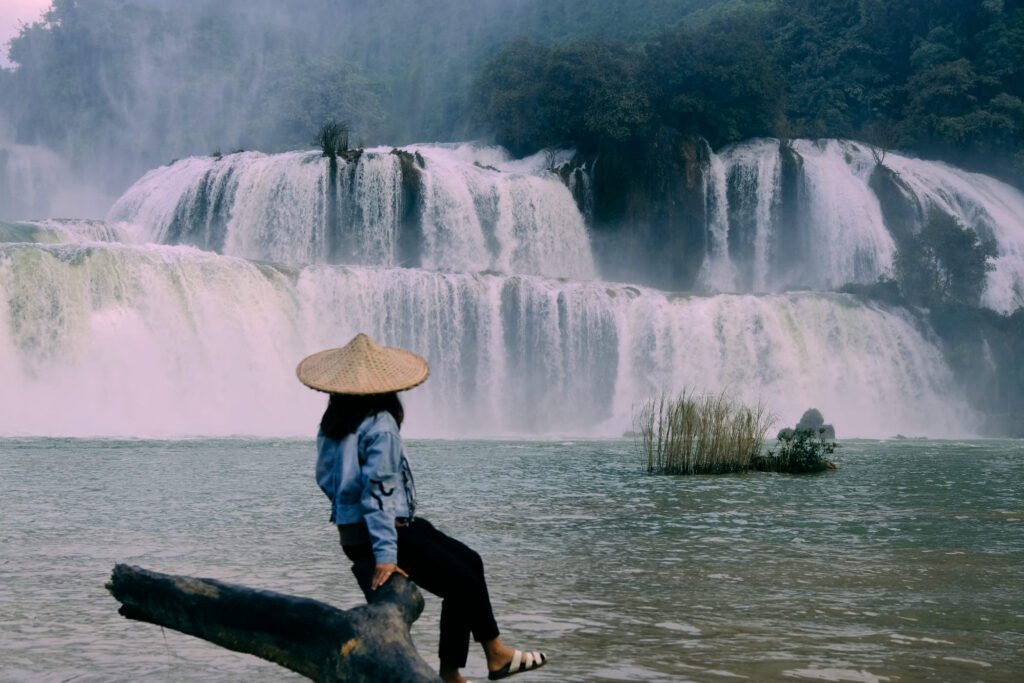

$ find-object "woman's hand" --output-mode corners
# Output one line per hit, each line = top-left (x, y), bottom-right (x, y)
(371, 563), (408, 590)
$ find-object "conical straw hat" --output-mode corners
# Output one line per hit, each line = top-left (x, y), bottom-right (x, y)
(296, 333), (429, 395)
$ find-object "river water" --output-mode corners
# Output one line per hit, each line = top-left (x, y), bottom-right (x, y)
(1, 438), (1022, 682)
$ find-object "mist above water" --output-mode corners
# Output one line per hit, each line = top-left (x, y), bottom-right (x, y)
(0, 140), (110, 219)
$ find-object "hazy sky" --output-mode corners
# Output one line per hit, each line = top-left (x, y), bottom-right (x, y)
(1, 0), (49, 67)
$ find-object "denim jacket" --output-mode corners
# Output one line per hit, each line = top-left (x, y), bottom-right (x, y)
(315, 411), (417, 565)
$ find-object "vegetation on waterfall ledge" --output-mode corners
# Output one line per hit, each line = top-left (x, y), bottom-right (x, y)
(315, 119), (351, 160)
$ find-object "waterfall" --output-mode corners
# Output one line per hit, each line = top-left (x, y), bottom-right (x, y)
(108, 151), (354, 263)
(700, 138), (895, 292)
(698, 138), (1024, 313)
(789, 140), (896, 288)
(6, 137), (1018, 438)
(716, 139), (783, 291)
(0, 241), (970, 438)
(698, 147), (736, 292)
(0, 219), (135, 244)
(880, 153), (1024, 314)
(108, 144), (596, 280)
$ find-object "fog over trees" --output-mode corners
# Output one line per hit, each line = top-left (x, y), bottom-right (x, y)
(0, 0), (726, 191)
(474, 0), (1024, 184)
(4, 0), (1020, 193)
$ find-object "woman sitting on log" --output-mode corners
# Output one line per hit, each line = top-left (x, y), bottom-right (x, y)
(297, 333), (548, 683)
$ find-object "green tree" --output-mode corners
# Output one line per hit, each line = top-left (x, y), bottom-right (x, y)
(771, 0), (901, 139)
(644, 11), (781, 146)
(895, 211), (996, 307)
(472, 39), (650, 156)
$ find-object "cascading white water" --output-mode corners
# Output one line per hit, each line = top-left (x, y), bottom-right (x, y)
(0, 241), (970, 438)
(108, 151), (355, 263)
(0, 219), (136, 244)
(699, 148), (737, 292)
(699, 138), (1024, 313)
(712, 139), (783, 291)
(701, 139), (896, 292)
(0, 243), (305, 437)
(219, 151), (339, 265)
(108, 144), (596, 280)
(7, 137), (1020, 439)
(409, 144), (594, 279)
(880, 153), (1024, 314)
(789, 140), (897, 288)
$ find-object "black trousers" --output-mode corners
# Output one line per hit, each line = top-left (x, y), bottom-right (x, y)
(342, 518), (501, 667)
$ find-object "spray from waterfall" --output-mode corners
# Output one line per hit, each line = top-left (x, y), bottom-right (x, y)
(0, 241), (972, 438)
(7, 137), (1024, 438)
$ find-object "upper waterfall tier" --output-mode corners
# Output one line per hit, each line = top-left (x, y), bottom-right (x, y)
(104, 138), (1024, 312)
(0, 241), (970, 439)
(879, 150), (1024, 314)
(702, 139), (896, 292)
(698, 139), (1024, 313)
(107, 144), (596, 280)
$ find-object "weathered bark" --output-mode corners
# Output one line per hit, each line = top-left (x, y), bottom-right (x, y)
(106, 563), (440, 683)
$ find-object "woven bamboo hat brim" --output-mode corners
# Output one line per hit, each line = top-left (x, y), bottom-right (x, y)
(296, 333), (429, 395)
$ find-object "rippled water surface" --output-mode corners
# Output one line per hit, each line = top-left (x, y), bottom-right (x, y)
(1, 439), (1022, 682)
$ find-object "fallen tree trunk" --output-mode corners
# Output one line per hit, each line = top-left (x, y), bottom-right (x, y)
(106, 564), (440, 682)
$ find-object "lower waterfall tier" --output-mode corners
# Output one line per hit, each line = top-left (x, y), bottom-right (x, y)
(0, 243), (970, 438)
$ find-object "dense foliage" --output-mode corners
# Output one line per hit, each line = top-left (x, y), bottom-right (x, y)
(5, 0), (1021, 184)
(754, 427), (837, 474)
(474, 0), (1024, 183)
(0, 0), (720, 187)
(472, 39), (651, 156)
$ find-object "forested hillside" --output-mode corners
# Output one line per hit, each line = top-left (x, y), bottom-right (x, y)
(3, 0), (1021, 187)
(0, 0), (725, 187)
(474, 0), (1024, 185)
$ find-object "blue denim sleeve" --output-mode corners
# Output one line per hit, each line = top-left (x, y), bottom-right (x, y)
(359, 427), (402, 564)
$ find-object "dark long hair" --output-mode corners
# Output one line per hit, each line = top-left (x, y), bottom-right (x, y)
(319, 392), (404, 440)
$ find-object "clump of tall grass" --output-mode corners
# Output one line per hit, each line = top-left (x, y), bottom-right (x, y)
(637, 390), (774, 475)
